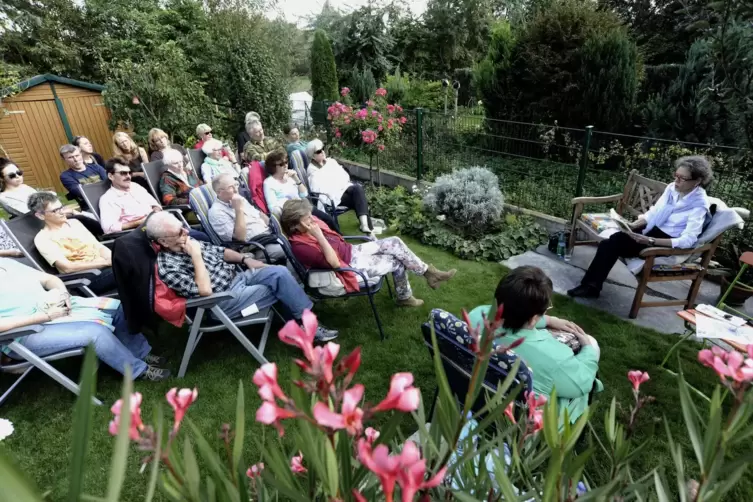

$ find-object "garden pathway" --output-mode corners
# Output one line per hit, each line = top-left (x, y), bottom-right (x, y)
(503, 245), (753, 336)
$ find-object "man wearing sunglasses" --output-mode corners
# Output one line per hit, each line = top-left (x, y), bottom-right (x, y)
(29, 191), (116, 295)
(99, 158), (164, 235)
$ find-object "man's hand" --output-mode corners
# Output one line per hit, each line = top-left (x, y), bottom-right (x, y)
(181, 238), (202, 258)
(547, 316), (586, 336)
(231, 193), (246, 210)
(243, 256), (266, 269)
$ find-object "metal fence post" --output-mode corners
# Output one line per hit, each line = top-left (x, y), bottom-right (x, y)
(416, 108), (424, 182)
(575, 125), (593, 198)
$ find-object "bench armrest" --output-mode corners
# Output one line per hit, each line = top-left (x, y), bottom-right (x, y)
(639, 243), (713, 258)
(185, 292), (234, 309)
(0, 324), (44, 343)
(571, 194), (624, 206)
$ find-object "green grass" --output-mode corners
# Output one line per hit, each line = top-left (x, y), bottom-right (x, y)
(1, 213), (750, 499)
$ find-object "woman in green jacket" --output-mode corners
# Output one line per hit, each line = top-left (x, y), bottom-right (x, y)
(467, 266), (602, 423)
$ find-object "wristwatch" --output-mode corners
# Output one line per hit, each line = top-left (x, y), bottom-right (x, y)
(648, 237), (656, 246)
(241, 253), (255, 267)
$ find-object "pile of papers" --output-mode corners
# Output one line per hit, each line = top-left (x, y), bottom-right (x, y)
(694, 304), (753, 344)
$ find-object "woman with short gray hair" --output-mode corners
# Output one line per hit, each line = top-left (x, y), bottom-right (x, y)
(569, 155), (714, 299)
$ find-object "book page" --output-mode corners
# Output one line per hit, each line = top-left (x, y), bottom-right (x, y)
(609, 208), (637, 234)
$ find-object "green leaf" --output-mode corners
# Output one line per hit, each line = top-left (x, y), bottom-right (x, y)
(206, 477), (216, 502)
(236, 462), (249, 502)
(337, 429), (353, 495)
(68, 346), (98, 502)
(564, 408), (589, 453)
(232, 381), (245, 473)
(542, 447), (564, 501)
(185, 418), (234, 493)
(677, 373), (704, 470)
(605, 397), (617, 443)
(106, 366), (133, 502)
(450, 490), (484, 502)
(430, 323), (461, 440)
(0, 444), (43, 501)
(654, 471), (672, 502)
(490, 452), (520, 502)
(542, 388), (560, 449)
(144, 403), (164, 502)
(702, 386), (722, 482)
(323, 437), (339, 497)
(181, 436), (200, 500)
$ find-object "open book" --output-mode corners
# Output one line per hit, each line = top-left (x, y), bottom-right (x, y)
(609, 208), (638, 234)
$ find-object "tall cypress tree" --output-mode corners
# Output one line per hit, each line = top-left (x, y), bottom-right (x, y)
(310, 29), (338, 102)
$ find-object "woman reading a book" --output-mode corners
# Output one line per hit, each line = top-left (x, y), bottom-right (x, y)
(568, 156), (713, 298)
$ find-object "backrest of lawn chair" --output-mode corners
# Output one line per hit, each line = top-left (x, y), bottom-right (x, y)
(424, 309), (532, 400)
(243, 161), (270, 214)
(1, 214), (54, 274)
(289, 150), (310, 190)
(142, 159), (167, 203)
(188, 185), (223, 245)
(188, 149), (206, 173)
(80, 181), (110, 220)
(617, 170), (667, 218)
(271, 219), (309, 283)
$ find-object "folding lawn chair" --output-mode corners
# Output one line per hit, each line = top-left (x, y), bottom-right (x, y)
(421, 309), (533, 420)
(188, 149), (206, 174)
(289, 149), (349, 227)
(273, 221), (392, 340)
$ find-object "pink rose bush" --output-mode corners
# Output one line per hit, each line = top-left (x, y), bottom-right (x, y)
(327, 88), (406, 156)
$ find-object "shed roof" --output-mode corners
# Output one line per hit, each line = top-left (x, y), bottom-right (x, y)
(1, 73), (104, 99)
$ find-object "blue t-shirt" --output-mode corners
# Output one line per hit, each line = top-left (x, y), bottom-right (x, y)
(59, 164), (107, 196)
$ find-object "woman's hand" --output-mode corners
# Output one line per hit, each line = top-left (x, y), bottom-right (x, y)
(285, 169), (300, 183)
(547, 315), (586, 336)
(627, 232), (650, 245)
(302, 219), (324, 239)
(43, 304), (70, 321)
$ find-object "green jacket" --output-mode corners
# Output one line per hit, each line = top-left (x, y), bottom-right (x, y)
(468, 305), (602, 423)
(242, 138), (281, 162)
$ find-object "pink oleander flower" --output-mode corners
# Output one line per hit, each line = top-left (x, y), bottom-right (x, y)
(373, 373), (420, 413)
(704, 349), (753, 383)
(627, 370), (650, 391)
(341, 87), (351, 96)
(335, 130), (342, 138)
(361, 130), (377, 144)
(290, 451), (307, 474)
(524, 391), (547, 435)
(395, 442), (446, 502)
(372, 110), (378, 117)
(386, 104), (396, 114)
(504, 401), (516, 424)
(399, 116), (407, 124)
(246, 462), (264, 479)
(356, 108), (368, 120)
(375, 88), (387, 97)
(365, 426), (380, 444)
(337, 347), (361, 382)
(378, 144), (385, 151)
(396, 105), (403, 112)
(387, 119), (394, 129)
(748, 345), (753, 359)
(256, 401), (297, 436)
(253, 363), (287, 402)
(378, 115), (383, 123)
(132, 96), (140, 105)
(279, 310), (316, 362)
(166, 387), (198, 432)
(358, 439), (400, 501)
(352, 490), (368, 502)
(109, 392), (144, 441)
(313, 384), (365, 436)
(378, 125), (383, 132)
(345, 118), (351, 125)
(366, 100), (375, 107)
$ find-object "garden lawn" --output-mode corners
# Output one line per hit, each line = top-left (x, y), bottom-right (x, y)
(1, 213), (749, 499)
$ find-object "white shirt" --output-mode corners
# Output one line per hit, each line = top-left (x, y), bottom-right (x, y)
(307, 159), (352, 209)
(263, 176), (307, 215)
(208, 198), (269, 242)
(99, 183), (161, 233)
(0, 185), (37, 216)
(642, 183), (709, 249)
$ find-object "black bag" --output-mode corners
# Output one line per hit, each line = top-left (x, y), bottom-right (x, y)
(548, 230), (570, 254)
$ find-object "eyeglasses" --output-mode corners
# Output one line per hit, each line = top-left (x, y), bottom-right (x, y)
(44, 205), (66, 215)
(205, 130), (212, 135)
(5, 170), (22, 179)
(162, 227), (188, 240)
(314, 149), (324, 155)
(674, 173), (693, 182)
(115, 170), (132, 177)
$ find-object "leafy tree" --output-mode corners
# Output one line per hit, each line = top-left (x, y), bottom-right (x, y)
(310, 29), (338, 102)
(332, 5), (394, 86)
(102, 42), (213, 143)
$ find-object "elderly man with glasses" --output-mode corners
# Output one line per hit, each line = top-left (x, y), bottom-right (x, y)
(159, 149), (202, 207)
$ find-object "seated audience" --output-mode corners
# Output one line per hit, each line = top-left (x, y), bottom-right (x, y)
(284, 125), (307, 156)
(1, 158), (102, 236)
(568, 156), (714, 298)
(29, 192), (116, 295)
(112, 132), (150, 190)
(147, 128), (189, 163)
(159, 149), (202, 206)
(209, 174), (285, 262)
(145, 212), (338, 341)
(195, 124), (237, 162)
(236, 111), (261, 156)
(201, 139), (241, 185)
(242, 120), (280, 163)
(100, 158), (209, 243)
(263, 150), (339, 231)
(468, 266), (601, 422)
(59, 144), (108, 203)
(73, 136), (105, 169)
(305, 139), (372, 233)
(281, 199), (456, 307)
(0, 257), (169, 380)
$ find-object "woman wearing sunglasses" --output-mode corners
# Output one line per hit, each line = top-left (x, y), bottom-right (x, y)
(0, 158), (37, 218)
(305, 139), (372, 233)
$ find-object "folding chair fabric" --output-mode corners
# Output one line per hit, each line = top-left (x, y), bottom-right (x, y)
(188, 149), (206, 173)
(142, 159), (167, 202)
(188, 185), (224, 245)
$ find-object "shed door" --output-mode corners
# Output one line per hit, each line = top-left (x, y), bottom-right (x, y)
(62, 94), (112, 160)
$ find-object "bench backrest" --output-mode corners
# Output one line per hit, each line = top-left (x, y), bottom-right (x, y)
(617, 169), (667, 218)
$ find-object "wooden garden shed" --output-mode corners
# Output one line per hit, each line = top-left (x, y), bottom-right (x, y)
(0, 74), (112, 194)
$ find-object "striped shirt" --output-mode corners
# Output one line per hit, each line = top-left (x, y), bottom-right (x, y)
(642, 183), (709, 249)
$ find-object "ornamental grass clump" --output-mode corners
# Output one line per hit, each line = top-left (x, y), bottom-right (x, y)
(423, 166), (504, 234)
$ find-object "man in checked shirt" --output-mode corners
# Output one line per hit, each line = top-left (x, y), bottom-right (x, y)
(145, 212), (338, 342)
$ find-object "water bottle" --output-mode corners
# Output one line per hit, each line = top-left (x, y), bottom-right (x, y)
(556, 232), (566, 259)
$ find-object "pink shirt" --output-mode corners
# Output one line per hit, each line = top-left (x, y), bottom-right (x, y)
(99, 183), (160, 233)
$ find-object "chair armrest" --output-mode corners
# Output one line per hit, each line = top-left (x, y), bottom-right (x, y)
(165, 208), (189, 227)
(100, 239), (115, 249)
(102, 230), (133, 240)
(167, 204), (192, 212)
(571, 194), (623, 206)
(59, 269), (102, 282)
(307, 266), (371, 285)
(185, 292), (234, 309)
(343, 235), (375, 243)
(638, 243), (713, 258)
(243, 241), (272, 263)
(63, 278), (92, 288)
(0, 324), (44, 343)
(309, 192), (336, 210)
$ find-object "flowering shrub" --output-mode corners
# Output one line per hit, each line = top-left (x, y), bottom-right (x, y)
(328, 87), (407, 157)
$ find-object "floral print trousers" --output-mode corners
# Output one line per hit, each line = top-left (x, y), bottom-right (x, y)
(350, 236), (428, 300)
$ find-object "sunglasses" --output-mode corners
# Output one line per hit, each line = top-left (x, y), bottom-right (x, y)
(115, 170), (132, 177)
(5, 170), (23, 179)
(314, 149), (324, 155)
(205, 130), (212, 135)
